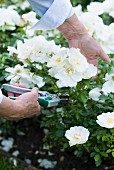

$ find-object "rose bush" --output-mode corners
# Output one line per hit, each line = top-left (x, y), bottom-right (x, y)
(0, 0), (114, 167)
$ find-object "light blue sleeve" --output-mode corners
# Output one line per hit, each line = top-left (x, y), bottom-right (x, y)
(27, 0), (74, 30)
(27, 0), (54, 17)
(0, 89), (3, 103)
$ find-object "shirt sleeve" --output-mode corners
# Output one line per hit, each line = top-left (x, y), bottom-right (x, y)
(27, 0), (74, 30)
(0, 89), (3, 104)
(27, 0), (54, 17)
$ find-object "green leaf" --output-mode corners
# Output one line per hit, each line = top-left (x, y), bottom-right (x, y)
(106, 149), (112, 153)
(95, 159), (102, 167)
(94, 154), (101, 162)
(99, 95), (108, 100)
(94, 154), (102, 167)
(55, 130), (64, 137)
(94, 147), (100, 153)
(100, 152), (108, 158)
(80, 93), (87, 104)
(112, 152), (114, 157)
(102, 136), (108, 141)
(90, 152), (96, 157)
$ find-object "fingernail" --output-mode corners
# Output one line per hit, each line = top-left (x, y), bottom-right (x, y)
(107, 57), (111, 62)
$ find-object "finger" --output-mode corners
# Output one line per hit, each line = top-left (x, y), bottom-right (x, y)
(15, 94), (20, 97)
(31, 87), (38, 93)
(31, 87), (39, 100)
(7, 83), (20, 96)
(26, 103), (41, 118)
(100, 49), (111, 62)
(13, 84), (22, 97)
(33, 104), (41, 116)
(8, 92), (14, 97)
(31, 104), (41, 117)
(87, 57), (98, 68)
(93, 59), (98, 69)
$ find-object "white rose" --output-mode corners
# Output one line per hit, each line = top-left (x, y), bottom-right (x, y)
(89, 87), (102, 101)
(0, 7), (20, 30)
(73, 5), (83, 17)
(83, 64), (97, 79)
(22, 11), (38, 26)
(102, 0), (114, 13)
(87, 2), (104, 15)
(96, 112), (114, 128)
(65, 126), (90, 146)
(102, 81), (114, 95)
(79, 12), (103, 36)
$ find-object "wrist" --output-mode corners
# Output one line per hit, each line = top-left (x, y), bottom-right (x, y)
(58, 14), (88, 41)
(0, 96), (19, 119)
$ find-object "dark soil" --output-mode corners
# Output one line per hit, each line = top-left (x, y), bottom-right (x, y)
(1, 117), (114, 170)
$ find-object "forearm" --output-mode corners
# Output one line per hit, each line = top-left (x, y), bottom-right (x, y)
(58, 14), (88, 40)
(0, 96), (17, 119)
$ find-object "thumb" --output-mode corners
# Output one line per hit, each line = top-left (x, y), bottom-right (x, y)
(31, 87), (39, 100)
(100, 49), (111, 63)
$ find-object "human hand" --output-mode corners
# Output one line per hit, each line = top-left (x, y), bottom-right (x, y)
(68, 34), (110, 68)
(0, 87), (40, 120)
(58, 14), (110, 69)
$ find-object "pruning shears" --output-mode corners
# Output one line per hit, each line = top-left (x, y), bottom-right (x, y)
(2, 84), (71, 107)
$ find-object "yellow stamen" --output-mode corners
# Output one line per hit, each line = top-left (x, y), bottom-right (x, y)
(107, 118), (114, 124)
(66, 68), (73, 74)
(112, 76), (114, 81)
(16, 70), (21, 74)
(55, 57), (61, 63)
(74, 133), (81, 140)
(74, 59), (80, 65)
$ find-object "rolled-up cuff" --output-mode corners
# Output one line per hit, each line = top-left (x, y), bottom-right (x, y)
(0, 89), (3, 104)
(31, 0), (74, 30)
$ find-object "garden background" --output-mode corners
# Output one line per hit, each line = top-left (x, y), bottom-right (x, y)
(0, 0), (114, 169)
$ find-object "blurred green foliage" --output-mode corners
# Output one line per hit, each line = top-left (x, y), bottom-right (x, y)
(71, 0), (104, 8)
(0, 0), (6, 4)
(0, 157), (23, 170)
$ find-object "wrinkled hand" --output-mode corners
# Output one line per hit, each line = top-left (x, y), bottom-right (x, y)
(14, 87), (41, 119)
(58, 14), (110, 69)
(0, 87), (40, 120)
(68, 34), (110, 68)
